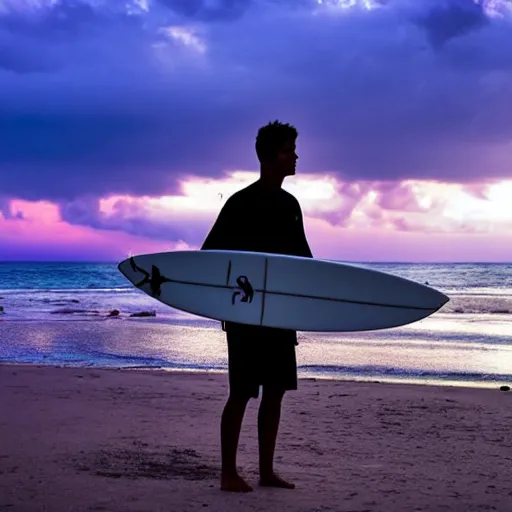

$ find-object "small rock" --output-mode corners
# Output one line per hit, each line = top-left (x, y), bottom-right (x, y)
(51, 308), (89, 315)
(0, 306), (4, 313)
(107, 310), (120, 317)
(129, 311), (156, 318)
(500, 386), (510, 392)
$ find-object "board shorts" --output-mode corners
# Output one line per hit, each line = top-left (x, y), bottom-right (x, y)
(224, 322), (298, 399)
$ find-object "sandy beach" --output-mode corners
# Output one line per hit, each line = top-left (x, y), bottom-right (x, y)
(1, 364), (511, 512)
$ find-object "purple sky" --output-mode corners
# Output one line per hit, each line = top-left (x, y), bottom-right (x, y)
(0, 0), (511, 261)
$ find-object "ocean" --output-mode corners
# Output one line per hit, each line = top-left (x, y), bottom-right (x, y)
(0, 261), (511, 388)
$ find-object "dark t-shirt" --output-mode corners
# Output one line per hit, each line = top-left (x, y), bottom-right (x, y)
(201, 180), (313, 338)
(201, 180), (313, 258)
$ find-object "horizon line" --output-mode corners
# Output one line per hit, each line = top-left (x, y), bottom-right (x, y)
(0, 259), (510, 265)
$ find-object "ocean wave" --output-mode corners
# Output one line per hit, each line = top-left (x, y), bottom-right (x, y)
(0, 287), (133, 294)
(1, 350), (226, 371)
(442, 287), (512, 297)
(1, 351), (174, 368)
(443, 294), (512, 315)
(300, 364), (512, 383)
(2, 287), (512, 317)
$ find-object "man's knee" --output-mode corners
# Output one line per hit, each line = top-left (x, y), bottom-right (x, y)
(227, 388), (255, 406)
(261, 386), (286, 405)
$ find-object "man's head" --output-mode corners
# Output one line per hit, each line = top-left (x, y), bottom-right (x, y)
(255, 120), (298, 179)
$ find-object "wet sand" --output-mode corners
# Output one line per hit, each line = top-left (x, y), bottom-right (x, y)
(1, 364), (511, 511)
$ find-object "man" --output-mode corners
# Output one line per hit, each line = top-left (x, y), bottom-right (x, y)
(201, 120), (313, 493)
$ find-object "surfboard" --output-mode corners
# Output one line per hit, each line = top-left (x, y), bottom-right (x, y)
(118, 250), (449, 332)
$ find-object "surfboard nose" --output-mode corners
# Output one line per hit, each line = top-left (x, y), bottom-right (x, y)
(433, 290), (450, 311)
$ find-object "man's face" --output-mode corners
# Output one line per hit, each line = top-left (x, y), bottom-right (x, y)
(275, 139), (298, 177)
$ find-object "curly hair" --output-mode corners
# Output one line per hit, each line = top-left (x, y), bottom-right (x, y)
(255, 120), (298, 164)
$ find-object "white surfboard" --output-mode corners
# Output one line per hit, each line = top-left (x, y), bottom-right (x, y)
(118, 250), (449, 332)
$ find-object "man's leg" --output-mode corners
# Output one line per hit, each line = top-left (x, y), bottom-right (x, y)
(220, 391), (254, 492)
(258, 386), (295, 489)
(221, 325), (259, 492)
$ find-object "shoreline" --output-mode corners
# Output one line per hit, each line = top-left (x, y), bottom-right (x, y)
(1, 364), (511, 511)
(3, 360), (510, 396)
(1, 318), (512, 391)
(1, 360), (510, 391)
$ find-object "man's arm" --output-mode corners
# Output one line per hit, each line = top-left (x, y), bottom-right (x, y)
(295, 203), (313, 258)
(201, 197), (238, 250)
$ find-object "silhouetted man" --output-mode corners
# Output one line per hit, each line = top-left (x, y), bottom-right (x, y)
(201, 120), (313, 492)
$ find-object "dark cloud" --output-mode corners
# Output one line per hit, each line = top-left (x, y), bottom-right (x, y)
(0, 196), (12, 218)
(414, 0), (488, 49)
(0, 1), (144, 73)
(0, 196), (23, 219)
(0, 0), (511, 203)
(1, 2), (98, 40)
(157, 0), (253, 22)
(156, 0), (317, 20)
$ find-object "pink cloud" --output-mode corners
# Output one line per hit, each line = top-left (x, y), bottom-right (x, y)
(461, 182), (493, 200)
(1, 175), (512, 262)
(0, 200), (179, 261)
(374, 182), (427, 212)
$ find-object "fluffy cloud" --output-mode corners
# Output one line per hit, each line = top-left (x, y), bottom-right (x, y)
(0, 0), (511, 203)
(51, 173), (512, 242)
(58, 192), (218, 245)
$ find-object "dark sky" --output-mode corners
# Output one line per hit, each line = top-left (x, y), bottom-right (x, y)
(0, 0), (511, 204)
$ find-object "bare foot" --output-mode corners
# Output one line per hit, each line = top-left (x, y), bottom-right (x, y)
(220, 473), (253, 493)
(259, 473), (295, 489)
